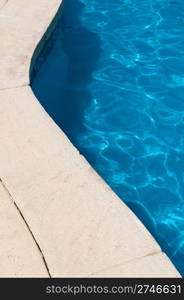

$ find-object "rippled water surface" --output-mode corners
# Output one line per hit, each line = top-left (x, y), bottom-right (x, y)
(31, 0), (184, 275)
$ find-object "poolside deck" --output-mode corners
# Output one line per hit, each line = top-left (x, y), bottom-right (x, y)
(0, 0), (180, 277)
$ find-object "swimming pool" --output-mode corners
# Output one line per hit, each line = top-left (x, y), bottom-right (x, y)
(31, 0), (184, 276)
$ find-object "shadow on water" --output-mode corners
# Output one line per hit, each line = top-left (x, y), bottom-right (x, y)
(31, 0), (101, 142)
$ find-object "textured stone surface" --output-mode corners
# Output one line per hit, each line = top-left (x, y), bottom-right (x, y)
(0, 0), (181, 277)
(0, 182), (48, 277)
(0, 0), (61, 89)
(91, 253), (181, 278)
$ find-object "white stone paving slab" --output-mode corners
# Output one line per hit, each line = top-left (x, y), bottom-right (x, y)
(0, 0), (61, 89)
(0, 182), (48, 277)
(91, 253), (180, 278)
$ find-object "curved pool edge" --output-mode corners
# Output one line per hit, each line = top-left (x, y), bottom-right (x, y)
(0, 0), (181, 277)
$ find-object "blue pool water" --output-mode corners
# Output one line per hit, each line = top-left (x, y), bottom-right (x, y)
(31, 0), (184, 275)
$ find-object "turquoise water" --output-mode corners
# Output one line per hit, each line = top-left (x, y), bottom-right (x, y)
(31, 0), (184, 275)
